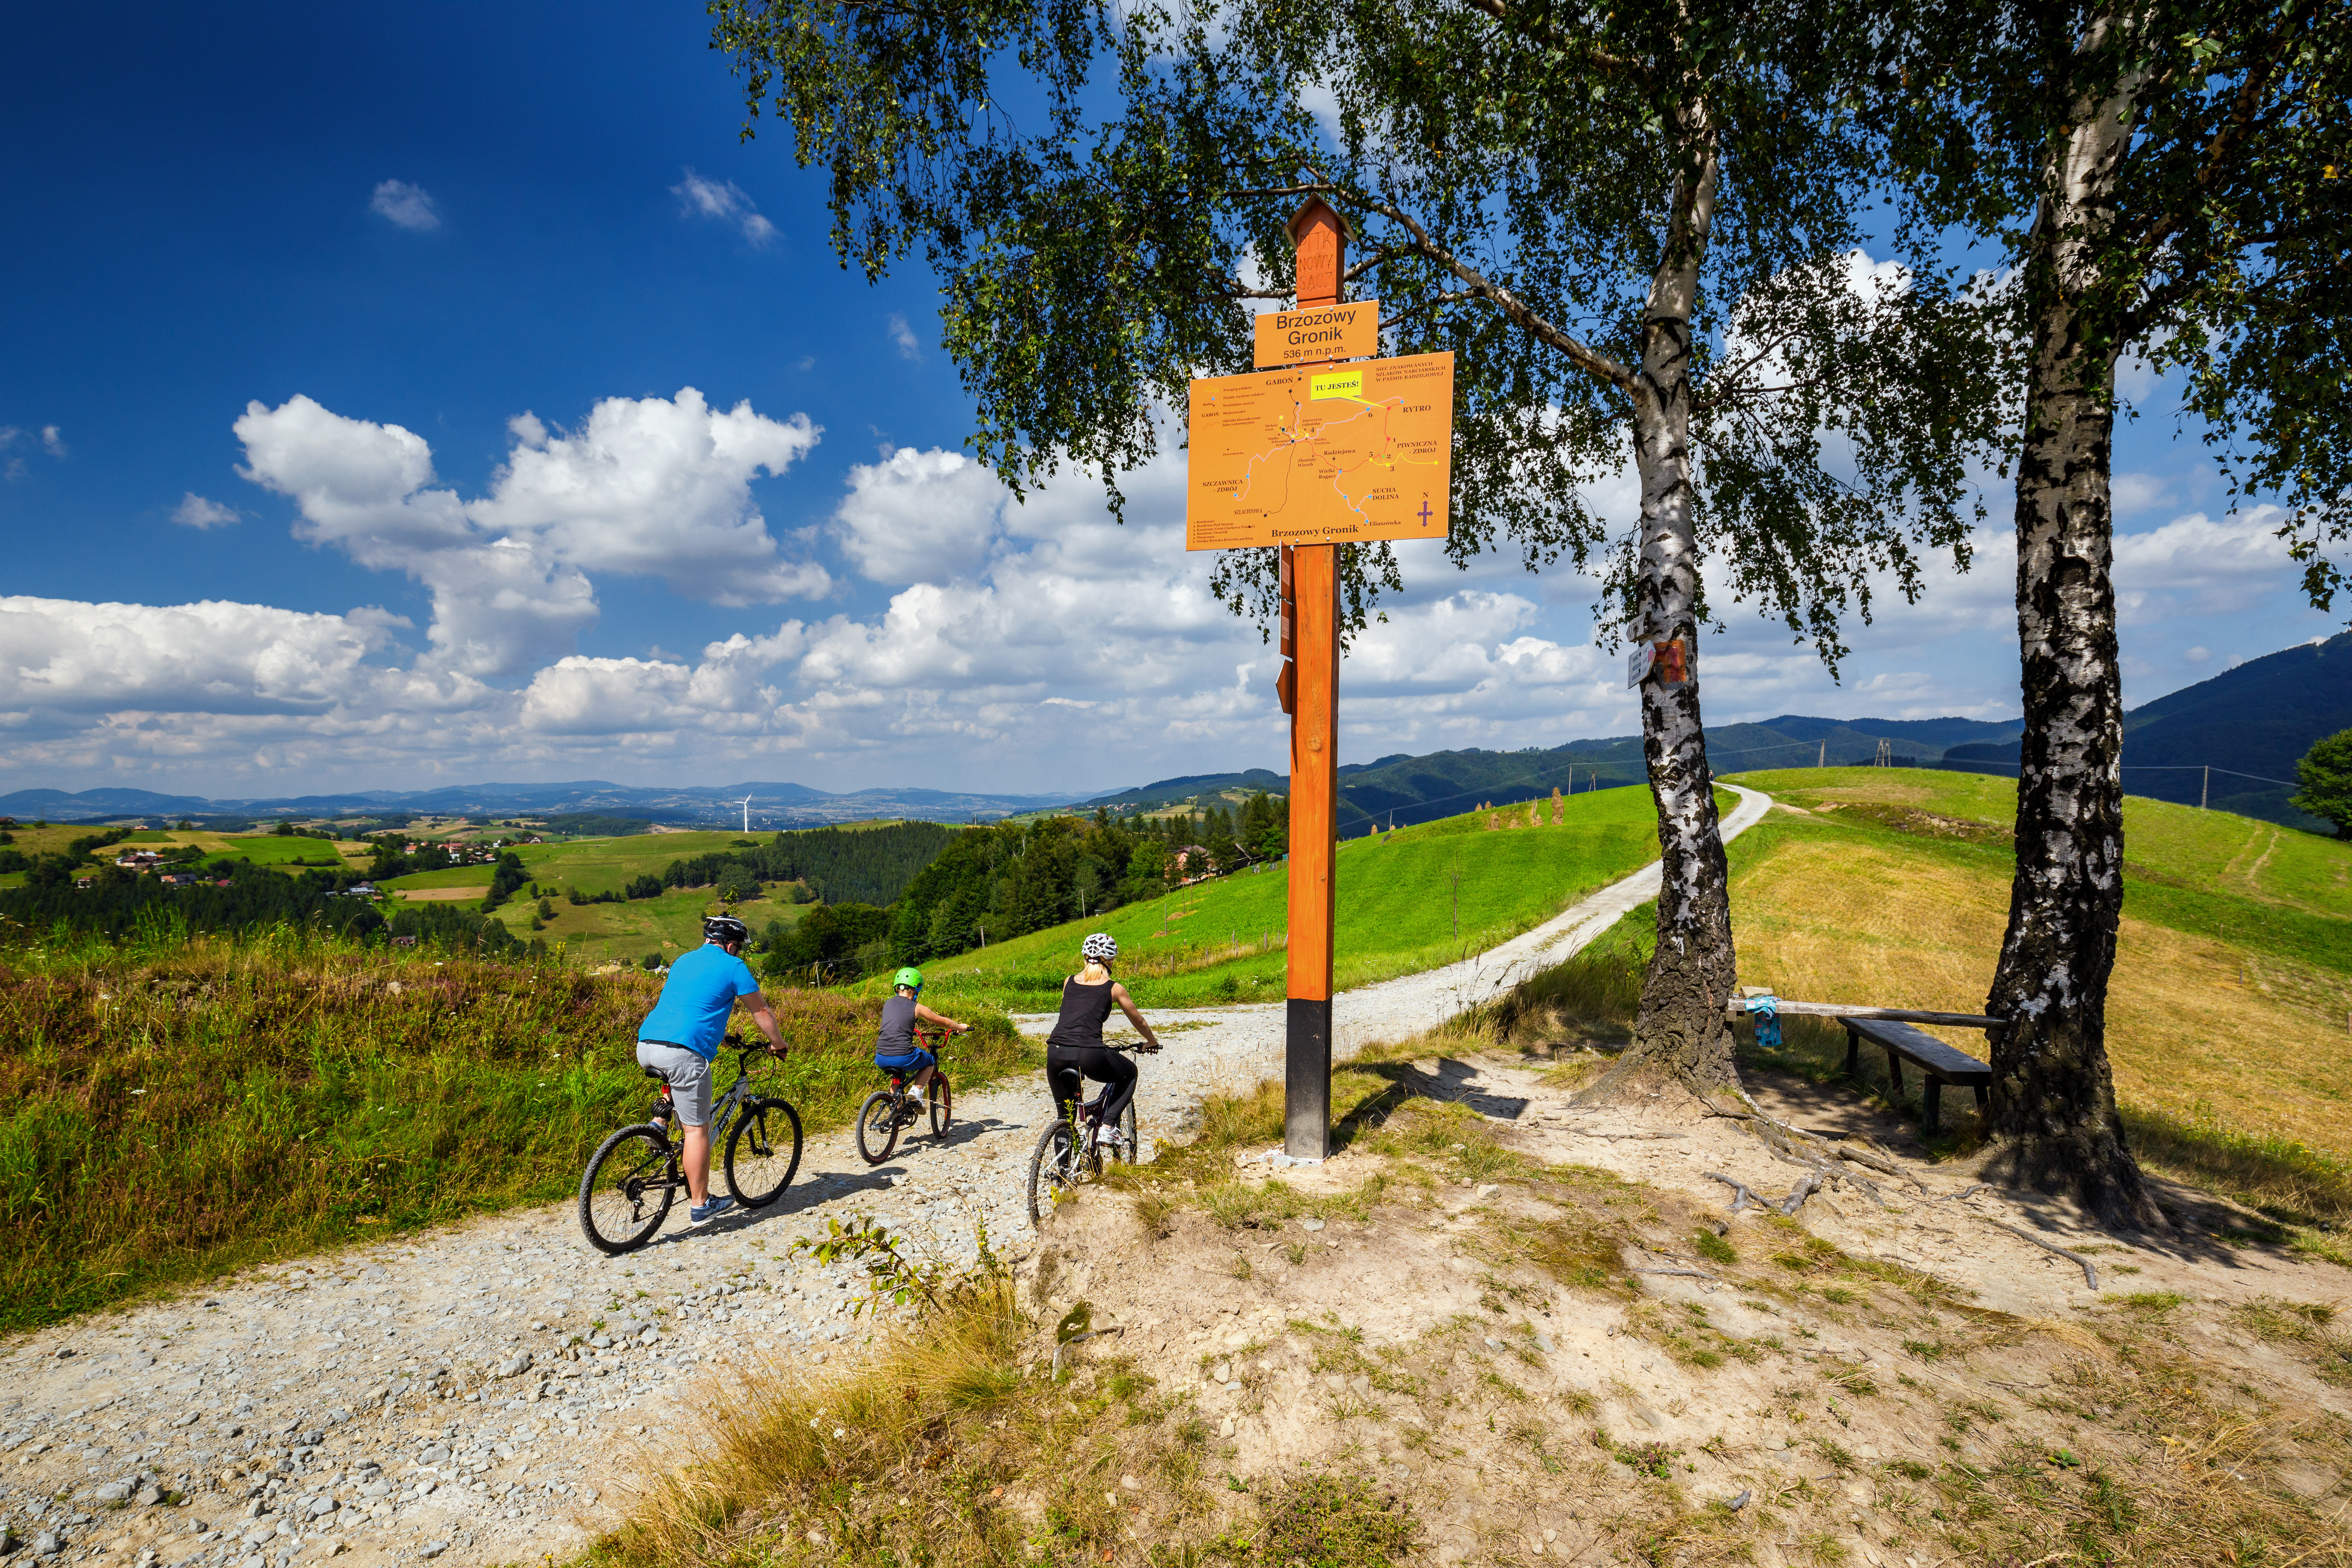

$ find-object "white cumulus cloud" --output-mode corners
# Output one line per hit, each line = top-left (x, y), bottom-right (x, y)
(468, 388), (826, 603)
(833, 447), (1005, 583)
(232, 389), (828, 677)
(672, 169), (777, 247)
(887, 313), (921, 360)
(370, 180), (441, 232)
(170, 492), (241, 530)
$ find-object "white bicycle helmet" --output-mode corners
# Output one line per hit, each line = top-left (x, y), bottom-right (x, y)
(1082, 932), (1118, 963)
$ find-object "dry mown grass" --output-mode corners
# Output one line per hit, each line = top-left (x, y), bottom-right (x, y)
(1725, 833), (2352, 1237)
(588, 1267), (1423, 1568)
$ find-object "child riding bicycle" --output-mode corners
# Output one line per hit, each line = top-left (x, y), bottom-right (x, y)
(874, 965), (969, 1093)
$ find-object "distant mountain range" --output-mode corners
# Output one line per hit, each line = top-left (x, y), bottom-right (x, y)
(0, 780), (1084, 829)
(11, 632), (2344, 833)
(1076, 632), (2352, 835)
(1074, 714), (2032, 832)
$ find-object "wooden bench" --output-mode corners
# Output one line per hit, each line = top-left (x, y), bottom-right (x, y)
(1727, 999), (2003, 1135)
(1841, 1017), (1994, 1135)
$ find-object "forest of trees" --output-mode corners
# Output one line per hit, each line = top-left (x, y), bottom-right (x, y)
(0, 855), (526, 955)
(657, 821), (962, 907)
(885, 794), (1287, 970)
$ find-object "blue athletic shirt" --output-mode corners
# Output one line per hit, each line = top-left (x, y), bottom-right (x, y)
(636, 944), (761, 1061)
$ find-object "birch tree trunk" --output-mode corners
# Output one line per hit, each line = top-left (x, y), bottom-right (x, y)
(1583, 126), (1740, 1102)
(1982, 53), (2166, 1229)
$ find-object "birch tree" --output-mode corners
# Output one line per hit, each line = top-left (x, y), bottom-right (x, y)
(706, 0), (2012, 1095)
(1882, 0), (2350, 1225)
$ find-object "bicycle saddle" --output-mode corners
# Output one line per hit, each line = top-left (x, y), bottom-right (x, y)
(641, 1066), (668, 1082)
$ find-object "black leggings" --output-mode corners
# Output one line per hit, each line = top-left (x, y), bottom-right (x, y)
(1046, 1045), (1137, 1130)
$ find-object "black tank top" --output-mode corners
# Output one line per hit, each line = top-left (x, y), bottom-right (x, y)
(877, 994), (919, 1054)
(1046, 976), (1116, 1050)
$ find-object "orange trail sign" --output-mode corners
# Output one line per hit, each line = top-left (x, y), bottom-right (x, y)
(1184, 351), (1453, 551)
(1252, 299), (1380, 367)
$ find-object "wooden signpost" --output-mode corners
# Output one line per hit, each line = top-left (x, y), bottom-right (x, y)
(1186, 198), (1453, 1159)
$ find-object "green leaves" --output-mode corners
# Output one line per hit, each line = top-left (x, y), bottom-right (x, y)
(709, 0), (2014, 660)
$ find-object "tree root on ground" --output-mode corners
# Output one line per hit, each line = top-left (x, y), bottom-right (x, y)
(1705, 1169), (1823, 1216)
(1986, 1219), (2100, 1290)
(1836, 1142), (1929, 1193)
(1698, 1089), (1888, 1208)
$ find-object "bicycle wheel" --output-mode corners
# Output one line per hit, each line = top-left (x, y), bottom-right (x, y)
(1027, 1119), (1076, 1226)
(928, 1074), (953, 1139)
(726, 1097), (804, 1207)
(579, 1124), (677, 1255)
(855, 1089), (903, 1165)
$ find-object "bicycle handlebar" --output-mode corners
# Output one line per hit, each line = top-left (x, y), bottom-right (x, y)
(724, 1032), (787, 1059)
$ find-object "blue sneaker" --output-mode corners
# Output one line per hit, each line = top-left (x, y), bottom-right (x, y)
(690, 1195), (736, 1224)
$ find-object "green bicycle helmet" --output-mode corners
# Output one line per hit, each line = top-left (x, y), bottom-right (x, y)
(893, 965), (924, 992)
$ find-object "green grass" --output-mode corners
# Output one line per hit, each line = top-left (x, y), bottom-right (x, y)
(0, 929), (1038, 1331)
(1730, 768), (2352, 975)
(488, 883), (813, 964)
(904, 787), (1708, 1011)
(377, 863), (497, 890)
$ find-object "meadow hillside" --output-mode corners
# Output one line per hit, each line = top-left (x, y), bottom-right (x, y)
(0, 934), (1038, 1330)
(897, 785), (1718, 1010)
(1678, 768), (2352, 1234)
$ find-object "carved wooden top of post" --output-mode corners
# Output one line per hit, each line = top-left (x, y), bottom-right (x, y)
(1288, 197), (1351, 310)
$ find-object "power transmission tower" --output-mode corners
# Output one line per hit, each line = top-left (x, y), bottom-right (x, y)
(1874, 738), (1892, 768)
(1817, 740), (1826, 767)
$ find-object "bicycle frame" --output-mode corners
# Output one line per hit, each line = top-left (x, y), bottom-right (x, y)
(647, 1044), (775, 1166)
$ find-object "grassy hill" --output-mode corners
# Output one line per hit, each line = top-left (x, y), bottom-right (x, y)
(1682, 768), (2352, 1229)
(900, 784), (1718, 1011)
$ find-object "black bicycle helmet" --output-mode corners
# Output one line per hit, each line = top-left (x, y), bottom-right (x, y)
(704, 914), (751, 946)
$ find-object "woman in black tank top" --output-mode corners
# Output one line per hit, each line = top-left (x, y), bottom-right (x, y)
(1044, 935), (1161, 1128)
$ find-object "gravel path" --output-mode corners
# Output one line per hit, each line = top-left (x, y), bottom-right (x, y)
(0, 784), (1771, 1568)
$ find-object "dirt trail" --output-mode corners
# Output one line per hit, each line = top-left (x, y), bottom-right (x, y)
(0, 789), (1776, 1568)
(1031, 1050), (2352, 1568)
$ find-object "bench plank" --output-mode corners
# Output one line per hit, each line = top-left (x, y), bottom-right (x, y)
(1839, 1017), (1992, 1135)
(1846, 1018), (1992, 1082)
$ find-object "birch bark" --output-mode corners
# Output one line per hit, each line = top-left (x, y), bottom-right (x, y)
(1583, 116), (1741, 1100)
(1982, 42), (2166, 1228)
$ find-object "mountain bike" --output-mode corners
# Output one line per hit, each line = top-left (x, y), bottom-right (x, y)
(578, 1036), (803, 1254)
(1026, 1047), (1145, 1225)
(855, 1024), (961, 1164)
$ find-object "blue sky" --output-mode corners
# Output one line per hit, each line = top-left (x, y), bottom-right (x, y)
(1, 3), (2337, 798)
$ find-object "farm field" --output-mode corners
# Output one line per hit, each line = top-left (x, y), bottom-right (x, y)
(903, 784), (1713, 1010)
(484, 882), (813, 964)
(373, 829), (757, 896)
(0, 826), (368, 887)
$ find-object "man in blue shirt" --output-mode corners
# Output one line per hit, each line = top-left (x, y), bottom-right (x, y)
(636, 914), (786, 1223)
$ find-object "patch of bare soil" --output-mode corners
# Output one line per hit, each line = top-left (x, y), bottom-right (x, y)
(1021, 1051), (2352, 1567)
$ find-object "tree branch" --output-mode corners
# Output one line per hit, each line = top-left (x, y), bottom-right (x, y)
(1450, 0), (1650, 82)
(1363, 197), (1635, 391)
(2115, 0), (2322, 340)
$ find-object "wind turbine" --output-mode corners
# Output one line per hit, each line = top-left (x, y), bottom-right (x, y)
(737, 793), (755, 834)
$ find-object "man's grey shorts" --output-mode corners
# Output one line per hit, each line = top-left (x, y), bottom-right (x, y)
(636, 1041), (713, 1127)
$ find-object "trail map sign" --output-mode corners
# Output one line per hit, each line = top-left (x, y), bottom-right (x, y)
(1179, 196), (1460, 1162)
(1253, 300), (1381, 367)
(1184, 351), (1455, 550)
